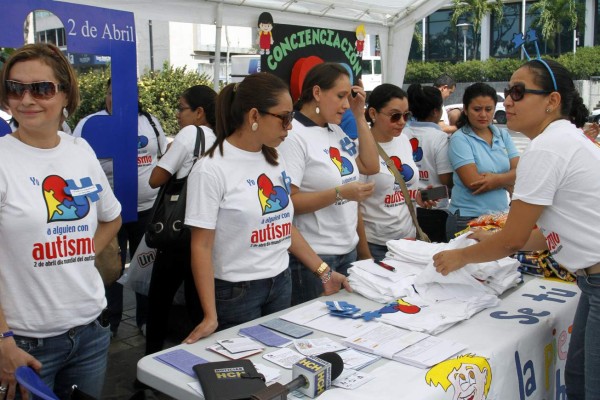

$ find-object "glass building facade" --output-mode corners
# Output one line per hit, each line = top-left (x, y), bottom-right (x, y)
(410, 0), (595, 62)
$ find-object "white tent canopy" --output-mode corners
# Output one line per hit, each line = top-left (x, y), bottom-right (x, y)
(60, 0), (450, 86)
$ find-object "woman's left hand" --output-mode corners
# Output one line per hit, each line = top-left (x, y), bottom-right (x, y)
(322, 271), (352, 296)
(432, 249), (467, 276)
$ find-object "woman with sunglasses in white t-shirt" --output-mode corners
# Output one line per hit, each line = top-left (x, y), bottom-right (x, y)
(356, 84), (422, 262)
(0, 43), (121, 399)
(434, 58), (600, 400)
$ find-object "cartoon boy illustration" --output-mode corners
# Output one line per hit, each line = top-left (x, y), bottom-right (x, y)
(257, 12), (274, 55)
(425, 354), (492, 400)
(355, 24), (366, 57)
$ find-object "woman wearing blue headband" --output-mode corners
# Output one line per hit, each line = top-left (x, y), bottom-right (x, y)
(433, 58), (600, 400)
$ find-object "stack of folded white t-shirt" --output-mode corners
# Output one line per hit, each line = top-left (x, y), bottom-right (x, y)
(347, 259), (421, 303)
(389, 233), (522, 296)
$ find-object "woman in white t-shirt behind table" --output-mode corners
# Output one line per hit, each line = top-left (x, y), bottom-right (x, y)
(183, 73), (351, 340)
(277, 62), (380, 306)
(146, 85), (217, 354)
(357, 83), (424, 262)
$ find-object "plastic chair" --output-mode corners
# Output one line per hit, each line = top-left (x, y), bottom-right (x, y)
(14, 366), (59, 400)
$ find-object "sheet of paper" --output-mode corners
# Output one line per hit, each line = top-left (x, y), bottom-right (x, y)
(336, 348), (381, 370)
(343, 323), (429, 359)
(206, 344), (263, 360)
(393, 336), (467, 368)
(293, 337), (346, 356)
(333, 369), (375, 390)
(217, 337), (263, 353)
(153, 349), (208, 377)
(262, 347), (305, 369)
(254, 363), (282, 384)
(305, 313), (376, 337)
(279, 301), (329, 325)
(187, 381), (205, 398)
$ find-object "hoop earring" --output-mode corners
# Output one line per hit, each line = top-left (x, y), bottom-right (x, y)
(251, 122), (259, 131)
(63, 107), (69, 119)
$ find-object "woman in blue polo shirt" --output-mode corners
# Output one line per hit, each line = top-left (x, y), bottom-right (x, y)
(447, 82), (520, 237)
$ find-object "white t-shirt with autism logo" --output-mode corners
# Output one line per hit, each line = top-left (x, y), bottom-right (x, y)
(404, 122), (452, 209)
(0, 133), (121, 337)
(156, 124), (216, 179)
(277, 114), (360, 255)
(185, 141), (293, 282)
(513, 119), (600, 272)
(359, 135), (419, 245)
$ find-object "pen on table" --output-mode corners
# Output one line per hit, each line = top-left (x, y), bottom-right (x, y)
(376, 261), (396, 272)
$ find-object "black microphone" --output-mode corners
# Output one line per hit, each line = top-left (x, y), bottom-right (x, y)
(250, 352), (344, 400)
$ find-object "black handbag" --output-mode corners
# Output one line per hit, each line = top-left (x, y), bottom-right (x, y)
(145, 127), (205, 249)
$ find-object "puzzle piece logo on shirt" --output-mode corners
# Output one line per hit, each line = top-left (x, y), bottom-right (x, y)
(410, 137), (424, 163)
(257, 173), (290, 215)
(388, 155), (415, 182)
(138, 135), (149, 149)
(42, 175), (102, 222)
(329, 147), (354, 177)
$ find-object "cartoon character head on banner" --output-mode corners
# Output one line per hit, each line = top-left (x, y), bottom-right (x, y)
(355, 24), (366, 57)
(259, 18), (361, 104)
(425, 354), (492, 400)
(257, 12), (274, 55)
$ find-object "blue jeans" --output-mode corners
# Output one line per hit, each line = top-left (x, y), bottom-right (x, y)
(215, 268), (292, 331)
(367, 242), (388, 262)
(289, 249), (357, 306)
(14, 319), (111, 399)
(445, 210), (476, 241)
(565, 272), (600, 400)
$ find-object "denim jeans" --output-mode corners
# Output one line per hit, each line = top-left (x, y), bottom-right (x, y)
(445, 210), (476, 241)
(565, 272), (600, 400)
(367, 242), (388, 262)
(215, 268), (292, 331)
(14, 319), (111, 399)
(289, 249), (357, 306)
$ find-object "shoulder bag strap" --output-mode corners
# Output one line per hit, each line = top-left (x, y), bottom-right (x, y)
(376, 142), (431, 243)
(193, 126), (205, 160)
(141, 111), (164, 158)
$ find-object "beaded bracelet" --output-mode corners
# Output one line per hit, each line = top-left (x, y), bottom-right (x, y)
(0, 330), (14, 339)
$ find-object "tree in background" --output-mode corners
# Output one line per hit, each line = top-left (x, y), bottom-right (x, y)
(529, 0), (578, 55)
(71, 62), (211, 135)
(451, 0), (504, 59)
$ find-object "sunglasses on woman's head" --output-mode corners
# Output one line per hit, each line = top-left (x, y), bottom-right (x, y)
(379, 110), (412, 123)
(504, 83), (551, 102)
(5, 80), (63, 100)
(259, 110), (295, 128)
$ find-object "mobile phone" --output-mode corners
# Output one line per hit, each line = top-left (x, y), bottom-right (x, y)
(419, 185), (449, 202)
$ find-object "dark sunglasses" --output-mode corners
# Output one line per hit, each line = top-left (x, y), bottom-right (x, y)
(379, 110), (412, 123)
(5, 80), (63, 100)
(504, 83), (551, 102)
(259, 110), (295, 128)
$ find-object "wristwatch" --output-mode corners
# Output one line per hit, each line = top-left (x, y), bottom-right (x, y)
(315, 262), (328, 276)
(315, 262), (332, 284)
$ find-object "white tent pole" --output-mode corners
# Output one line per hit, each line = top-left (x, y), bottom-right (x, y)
(213, 2), (223, 91)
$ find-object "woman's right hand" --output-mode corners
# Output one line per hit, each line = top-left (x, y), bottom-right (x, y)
(183, 317), (218, 345)
(338, 181), (375, 202)
(0, 339), (42, 400)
